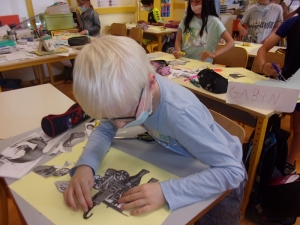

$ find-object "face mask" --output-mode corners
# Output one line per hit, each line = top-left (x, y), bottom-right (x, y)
(191, 4), (202, 14)
(256, 3), (270, 12)
(80, 6), (88, 12)
(123, 90), (153, 128)
(144, 7), (151, 12)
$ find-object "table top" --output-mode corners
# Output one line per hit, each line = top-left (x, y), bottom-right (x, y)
(233, 41), (285, 57)
(0, 82), (225, 225)
(2, 125), (222, 225)
(0, 47), (79, 72)
(149, 52), (275, 118)
(0, 84), (74, 139)
(126, 23), (178, 34)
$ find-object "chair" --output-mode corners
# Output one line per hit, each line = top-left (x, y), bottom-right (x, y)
(213, 45), (249, 68)
(251, 52), (285, 74)
(110, 23), (127, 36)
(0, 178), (8, 225)
(129, 27), (143, 45)
(209, 109), (245, 144)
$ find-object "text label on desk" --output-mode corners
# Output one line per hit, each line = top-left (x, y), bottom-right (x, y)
(226, 82), (299, 112)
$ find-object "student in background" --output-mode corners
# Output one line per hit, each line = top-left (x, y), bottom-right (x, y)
(138, 0), (164, 26)
(256, 15), (300, 174)
(172, 0), (234, 63)
(272, 0), (300, 20)
(237, 0), (283, 44)
(63, 35), (246, 225)
(77, 0), (101, 36)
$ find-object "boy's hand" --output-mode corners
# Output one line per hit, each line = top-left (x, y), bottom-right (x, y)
(63, 165), (94, 212)
(118, 182), (166, 216)
(172, 50), (182, 59)
(199, 51), (216, 61)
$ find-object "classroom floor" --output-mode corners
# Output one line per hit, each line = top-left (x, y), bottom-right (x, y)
(4, 83), (300, 225)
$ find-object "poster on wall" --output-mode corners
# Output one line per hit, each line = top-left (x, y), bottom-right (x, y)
(97, 0), (118, 7)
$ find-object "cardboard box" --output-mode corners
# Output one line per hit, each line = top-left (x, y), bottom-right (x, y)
(44, 13), (74, 31)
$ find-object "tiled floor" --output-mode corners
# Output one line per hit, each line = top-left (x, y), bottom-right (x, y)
(4, 83), (300, 224)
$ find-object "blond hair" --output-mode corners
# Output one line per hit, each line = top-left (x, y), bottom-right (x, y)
(73, 35), (155, 119)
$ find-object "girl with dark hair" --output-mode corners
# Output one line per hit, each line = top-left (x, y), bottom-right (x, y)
(172, 0), (234, 63)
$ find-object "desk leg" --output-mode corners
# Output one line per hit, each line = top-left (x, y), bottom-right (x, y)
(47, 63), (54, 85)
(0, 177), (8, 225)
(157, 35), (162, 52)
(240, 116), (268, 217)
(36, 65), (44, 84)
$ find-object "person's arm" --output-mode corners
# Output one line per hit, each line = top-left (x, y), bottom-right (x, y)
(63, 120), (117, 212)
(257, 34), (282, 76)
(172, 28), (183, 59)
(284, 6), (300, 20)
(238, 22), (248, 37)
(161, 107), (246, 210)
(200, 30), (234, 61)
(86, 11), (101, 36)
(152, 7), (164, 26)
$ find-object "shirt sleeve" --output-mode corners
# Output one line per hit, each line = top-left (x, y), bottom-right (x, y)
(240, 7), (251, 25)
(160, 106), (246, 210)
(87, 10), (101, 36)
(276, 16), (298, 38)
(70, 120), (117, 176)
(153, 7), (163, 23)
(276, 5), (283, 23)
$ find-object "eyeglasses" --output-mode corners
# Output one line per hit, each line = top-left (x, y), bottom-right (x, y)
(103, 88), (144, 122)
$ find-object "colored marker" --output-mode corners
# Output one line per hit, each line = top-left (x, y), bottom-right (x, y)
(179, 51), (185, 56)
(271, 62), (286, 82)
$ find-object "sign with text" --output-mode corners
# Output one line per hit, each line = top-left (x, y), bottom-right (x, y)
(226, 82), (299, 112)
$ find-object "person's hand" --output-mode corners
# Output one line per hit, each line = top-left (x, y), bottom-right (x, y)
(199, 51), (216, 61)
(239, 28), (247, 37)
(63, 165), (94, 212)
(137, 20), (146, 24)
(262, 62), (279, 77)
(80, 30), (88, 35)
(172, 50), (182, 59)
(118, 182), (166, 216)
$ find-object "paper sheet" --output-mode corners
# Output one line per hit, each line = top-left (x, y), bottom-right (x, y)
(10, 144), (177, 225)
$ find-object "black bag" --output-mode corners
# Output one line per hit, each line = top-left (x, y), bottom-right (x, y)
(68, 36), (90, 46)
(244, 114), (300, 224)
(197, 69), (228, 94)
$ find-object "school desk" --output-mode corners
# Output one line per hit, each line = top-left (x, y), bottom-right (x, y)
(0, 48), (79, 86)
(126, 23), (178, 52)
(220, 41), (286, 57)
(0, 83), (74, 140)
(2, 126), (231, 225)
(149, 52), (276, 216)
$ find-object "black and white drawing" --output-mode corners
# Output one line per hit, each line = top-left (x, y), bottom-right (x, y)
(85, 122), (95, 136)
(229, 73), (246, 79)
(84, 168), (157, 219)
(33, 161), (73, 178)
(55, 181), (70, 193)
(63, 132), (86, 147)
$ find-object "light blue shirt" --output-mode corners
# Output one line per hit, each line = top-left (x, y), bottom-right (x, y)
(72, 74), (246, 210)
(179, 16), (226, 63)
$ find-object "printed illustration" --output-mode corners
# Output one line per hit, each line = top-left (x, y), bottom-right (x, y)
(84, 168), (157, 219)
(0, 131), (63, 179)
(229, 73), (246, 79)
(33, 161), (73, 178)
(183, 27), (208, 48)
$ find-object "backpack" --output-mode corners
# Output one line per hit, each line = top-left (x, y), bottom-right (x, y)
(244, 114), (300, 225)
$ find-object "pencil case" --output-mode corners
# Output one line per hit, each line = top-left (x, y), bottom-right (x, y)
(41, 103), (88, 137)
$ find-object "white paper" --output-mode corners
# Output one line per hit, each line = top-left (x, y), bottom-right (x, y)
(226, 81), (299, 112)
